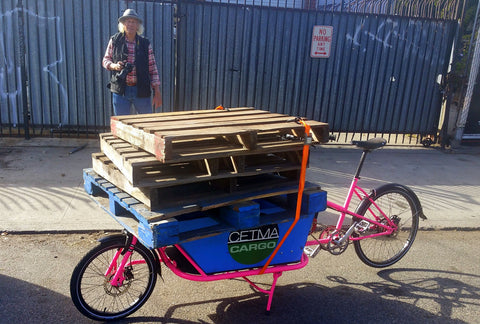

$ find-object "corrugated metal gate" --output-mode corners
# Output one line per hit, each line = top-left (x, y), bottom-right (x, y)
(0, 0), (462, 143)
(0, 0), (174, 137)
(175, 0), (459, 143)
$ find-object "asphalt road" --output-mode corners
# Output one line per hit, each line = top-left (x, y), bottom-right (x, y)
(0, 230), (479, 324)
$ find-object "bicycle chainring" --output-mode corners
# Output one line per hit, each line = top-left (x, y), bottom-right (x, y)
(318, 225), (336, 250)
(326, 229), (349, 255)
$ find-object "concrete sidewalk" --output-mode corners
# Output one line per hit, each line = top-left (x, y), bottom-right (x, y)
(1, 137), (479, 232)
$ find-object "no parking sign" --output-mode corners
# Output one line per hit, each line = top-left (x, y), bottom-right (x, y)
(311, 25), (333, 58)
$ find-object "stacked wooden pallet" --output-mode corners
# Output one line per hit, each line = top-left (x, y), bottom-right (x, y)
(91, 107), (329, 212)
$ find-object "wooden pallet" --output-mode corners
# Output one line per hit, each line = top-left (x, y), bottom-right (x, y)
(83, 169), (326, 249)
(84, 168), (321, 221)
(98, 133), (303, 187)
(91, 153), (305, 210)
(110, 108), (329, 163)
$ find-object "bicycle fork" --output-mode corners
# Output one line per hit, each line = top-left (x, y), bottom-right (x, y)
(106, 235), (139, 287)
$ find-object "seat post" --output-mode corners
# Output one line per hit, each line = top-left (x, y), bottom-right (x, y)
(354, 150), (369, 178)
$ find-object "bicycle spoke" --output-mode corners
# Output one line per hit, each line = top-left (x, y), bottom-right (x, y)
(353, 184), (420, 267)
(70, 235), (157, 321)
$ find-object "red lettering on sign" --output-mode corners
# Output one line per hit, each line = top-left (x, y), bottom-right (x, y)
(311, 26), (333, 58)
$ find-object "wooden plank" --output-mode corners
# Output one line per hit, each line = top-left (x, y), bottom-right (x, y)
(111, 107), (255, 123)
(90, 152), (308, 215)
(153, 120), (326, 139)
(129, 110), (281, 130)
(99, 134), (304, 188)
(110, 108), (329, 163)
(92, 153), (156, 208)
(113, 109), (327, 136)
(137, 114), (290, 133)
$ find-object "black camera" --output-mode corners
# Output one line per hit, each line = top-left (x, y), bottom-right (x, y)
(117, 62), (134, 80)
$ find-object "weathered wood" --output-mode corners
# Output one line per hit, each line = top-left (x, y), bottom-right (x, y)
(83, 168), (326, 249)
(112, 107), (255, 123)
(110, 108), (329, 163)
(85, 165), (319, 220)
(92, 153), (157, 208)
(93, 108), (328, 211)
(99, 133), (303, 189)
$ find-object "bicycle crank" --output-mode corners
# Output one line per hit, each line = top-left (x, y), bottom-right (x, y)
(327, 230), (349, 255)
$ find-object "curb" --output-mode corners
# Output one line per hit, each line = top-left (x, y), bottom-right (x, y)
(2, 227), (479, 236)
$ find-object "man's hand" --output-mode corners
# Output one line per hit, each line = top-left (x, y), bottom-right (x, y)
(152, 87), (162, 111)
(109, 62), (124, 71)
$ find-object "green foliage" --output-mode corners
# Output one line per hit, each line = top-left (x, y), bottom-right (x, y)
(454, 0), (478, 75)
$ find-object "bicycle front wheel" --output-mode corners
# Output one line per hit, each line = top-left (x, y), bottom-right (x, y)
(70, 234), (157, 321)
(353, 183), (421, 268)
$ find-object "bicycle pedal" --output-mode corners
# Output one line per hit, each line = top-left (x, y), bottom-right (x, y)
(355, 220), (371, 233)
(304, 246), (321, 258)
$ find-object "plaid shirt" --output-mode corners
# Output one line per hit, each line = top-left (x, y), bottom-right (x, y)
(103, 38), (160, 88)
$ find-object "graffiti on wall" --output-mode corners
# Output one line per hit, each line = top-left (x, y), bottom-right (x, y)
(346, 18), (413, 52)
(0, 7), (68, 126)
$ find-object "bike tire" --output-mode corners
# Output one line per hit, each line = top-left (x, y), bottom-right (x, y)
(353, 183), (421, 268)
(70, 234), (158, 321)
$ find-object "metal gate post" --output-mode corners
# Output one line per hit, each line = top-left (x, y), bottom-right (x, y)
(17, 0), (30, 139)
(455, 20), (480, 143)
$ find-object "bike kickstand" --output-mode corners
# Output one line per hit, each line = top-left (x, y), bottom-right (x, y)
(243, 272), (283, 314)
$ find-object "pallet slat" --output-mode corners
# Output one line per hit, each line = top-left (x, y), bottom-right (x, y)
(110, 108), (329, 163)
(83, 168), (327, 249)
(98, 133), (302, 188)
(84, 168), (321, 221)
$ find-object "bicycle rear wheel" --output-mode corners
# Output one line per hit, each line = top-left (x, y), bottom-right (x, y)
(70, 234), (157, 321)
(353, 183), (421, 268)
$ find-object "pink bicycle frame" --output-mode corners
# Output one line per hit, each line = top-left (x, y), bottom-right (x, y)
(105, 236), (309, 312)
(104, 176), (398, 312)
(157, 245), (309, 311)
(306, 176), (397, 247)
(107, 236), (145, 287)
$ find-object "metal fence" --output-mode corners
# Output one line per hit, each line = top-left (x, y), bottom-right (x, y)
(203, 0), (463, 20)
(175, 1), (458, 142)
(0, 0), (463, 142)
(0, 0), (174, 137)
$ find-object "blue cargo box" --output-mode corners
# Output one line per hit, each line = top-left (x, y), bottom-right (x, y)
(83, 168), (327, 253)
(179, 190), (327, 273)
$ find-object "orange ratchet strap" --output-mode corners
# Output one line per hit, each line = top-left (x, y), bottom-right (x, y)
(260, 117), (312, 274)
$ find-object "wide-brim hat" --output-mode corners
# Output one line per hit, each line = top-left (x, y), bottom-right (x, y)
(118, 9), (143, 24)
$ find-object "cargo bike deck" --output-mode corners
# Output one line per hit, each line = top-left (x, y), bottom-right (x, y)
(83, 168), (327, 312)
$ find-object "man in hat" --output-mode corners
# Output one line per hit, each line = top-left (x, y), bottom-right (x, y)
(102, 9), (162, 115)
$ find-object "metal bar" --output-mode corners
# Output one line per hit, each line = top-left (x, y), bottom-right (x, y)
(17, 0), (30, 139)
(390, 18), (408, 134)
(335, 13), (355, 131)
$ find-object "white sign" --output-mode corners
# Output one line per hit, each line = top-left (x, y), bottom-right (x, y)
(311, 26), (333, 58)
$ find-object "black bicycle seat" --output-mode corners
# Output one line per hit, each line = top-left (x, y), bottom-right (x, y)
(351, 138), (387, 151)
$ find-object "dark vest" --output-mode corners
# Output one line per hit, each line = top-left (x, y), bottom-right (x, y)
(108, 32), (151, 98)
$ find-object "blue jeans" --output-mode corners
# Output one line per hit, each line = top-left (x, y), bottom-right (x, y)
(112, 86), (152, 115)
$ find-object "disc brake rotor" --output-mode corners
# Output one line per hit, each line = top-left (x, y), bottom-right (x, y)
(104, 267), (133, 297)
